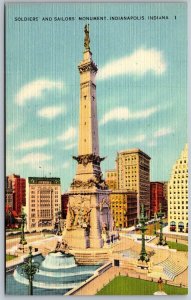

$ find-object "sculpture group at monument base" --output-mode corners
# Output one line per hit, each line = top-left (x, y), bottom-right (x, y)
(64, 190), (113, 249)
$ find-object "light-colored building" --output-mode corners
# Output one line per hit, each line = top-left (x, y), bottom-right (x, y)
(25, 177), (61, 232)
(105, 170), (118, 190)
(168, 144), (188, 233)
(110, 190), (137, 228)
(116, 148), (151, 219)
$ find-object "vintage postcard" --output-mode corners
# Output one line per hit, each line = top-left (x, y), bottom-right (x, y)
(5, 2), (188, 296)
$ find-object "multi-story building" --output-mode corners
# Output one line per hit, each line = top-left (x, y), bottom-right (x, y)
(105, 170), (118, 190)
(150, 182), (165, 217)
(110, 190), (137, 228)
(5, 178), (13, 209)
(6, 174), (26, 215)
(162, 181), (168, 216)
(116, 148), (151, 218)
(25, 177), (61, 232)
(61, 194), (69, 219)
(168, 144), (188, 233)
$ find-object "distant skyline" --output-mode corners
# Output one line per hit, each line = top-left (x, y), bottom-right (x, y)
(6, 3), (187, 192)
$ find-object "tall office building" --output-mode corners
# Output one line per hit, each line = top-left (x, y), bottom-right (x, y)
(116, 148), (151, 218)
(110, 190), (137, 228)
(6, 174), (26, 215)
(105, 170), (118, 190)
(25, 177), (61, 232)
(168, 144), (188, 233)
(105, 169), (137, 228)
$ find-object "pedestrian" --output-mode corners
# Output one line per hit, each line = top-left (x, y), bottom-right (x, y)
(158, 277), (163, 292)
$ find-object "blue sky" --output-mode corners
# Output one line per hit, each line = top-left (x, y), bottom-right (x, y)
(6, 3), (187, 192)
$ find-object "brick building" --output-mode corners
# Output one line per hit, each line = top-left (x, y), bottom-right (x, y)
(150, 182), (165, 217)
(61, 194), (69, 219)
(6, 174), (26, 215)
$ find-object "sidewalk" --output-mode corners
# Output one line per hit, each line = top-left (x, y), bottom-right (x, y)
(70, 266), (120, 295)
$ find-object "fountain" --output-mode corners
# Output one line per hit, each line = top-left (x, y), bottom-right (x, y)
(41, 252), (76, 269)
(6, 251), (101, 295)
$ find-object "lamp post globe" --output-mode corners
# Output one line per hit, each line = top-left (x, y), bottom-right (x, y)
(138, 204), (150, 263)
(157, 203), (167, 246)
(19, 207), (27, 253)
(21, 246), (39, 295)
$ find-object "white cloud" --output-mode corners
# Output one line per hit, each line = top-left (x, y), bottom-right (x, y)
(64, 142), (77, 150)
(16, 153), (52, 165)
(131, 134), (146, 143)
(147, 140), (157, 147)
(109, 134), (146, 146)
(15, 79), (64, 105)
(57, 126), (77, 141)
(17, 138), (49, 150)
(100, 106), (158, 125)
(98, 47), (166, 80)
(38, 106), (65, 119)
(6, 122), (21, 135)
(154, 127), (173, 138)
(63, 162), (70, 169)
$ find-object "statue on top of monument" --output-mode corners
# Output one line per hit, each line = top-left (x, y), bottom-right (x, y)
(84, 24), (90, 50)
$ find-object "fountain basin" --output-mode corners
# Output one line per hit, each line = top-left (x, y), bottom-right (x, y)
(6, 252), (101, 295)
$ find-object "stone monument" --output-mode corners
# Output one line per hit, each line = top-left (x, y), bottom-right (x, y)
(64, 25), (113, 249)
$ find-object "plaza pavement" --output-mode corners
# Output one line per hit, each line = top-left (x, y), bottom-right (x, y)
(6, 233), (188, 294)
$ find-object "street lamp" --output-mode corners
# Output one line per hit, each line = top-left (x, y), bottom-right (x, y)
(19, 207), (27, 253)
(138, 204), (150, 262)
(56, 208), (62, 236)
(153, 212), (157, 236)
(21, 246), (39, 295)
(157, 203), (167, 246)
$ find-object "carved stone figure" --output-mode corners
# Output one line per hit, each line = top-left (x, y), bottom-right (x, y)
(84, 24), (90, 50)
(82, 207), (91, 226)
(72, 154), (105, 167)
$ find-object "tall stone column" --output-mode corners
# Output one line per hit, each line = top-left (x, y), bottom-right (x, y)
(64, 25), (112, 249)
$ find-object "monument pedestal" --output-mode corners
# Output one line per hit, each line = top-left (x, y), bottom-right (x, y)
(64, 228), (90, 249)
(153, 291), (167, 295)
(89, 237), (103, 249)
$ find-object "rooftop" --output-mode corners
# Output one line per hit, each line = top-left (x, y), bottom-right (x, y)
(28, 177), (61, 184)
(117, 148), (151, 159)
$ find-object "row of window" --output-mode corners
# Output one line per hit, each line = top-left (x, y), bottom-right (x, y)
(30, 196), (59, 200)
(169, 201), (188, 204)
(169, 196), (188, 200)
(169, 206), (188, 210)
(169, 216), (188, 220)
(169, 211), (188, 214)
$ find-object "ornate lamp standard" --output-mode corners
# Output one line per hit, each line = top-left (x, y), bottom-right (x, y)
(138, 204), (150, 262)
(153, 212), (157, 236)
(21, 246), (39, 295)
(19, 208), (27, 253)
(157, 203), (167, 246)
(56, 208), (62, 236)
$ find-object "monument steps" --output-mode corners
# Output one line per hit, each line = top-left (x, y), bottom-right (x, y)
(157, 256), (187, 280)
(71, 251), (110, 265)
